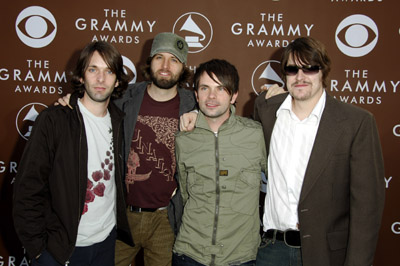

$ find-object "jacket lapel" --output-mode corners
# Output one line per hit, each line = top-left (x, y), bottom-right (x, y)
(299, 94), (346, 203)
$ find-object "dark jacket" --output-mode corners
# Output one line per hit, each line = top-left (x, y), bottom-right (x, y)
(13, 93), (133, 264)
(114, 81), (197, 234)
(254, 92), (385, 266)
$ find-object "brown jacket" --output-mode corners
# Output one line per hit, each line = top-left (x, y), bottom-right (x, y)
(254, 92), (385, 266)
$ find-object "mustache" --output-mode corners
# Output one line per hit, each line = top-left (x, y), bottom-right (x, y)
(291, 81), (311, 86)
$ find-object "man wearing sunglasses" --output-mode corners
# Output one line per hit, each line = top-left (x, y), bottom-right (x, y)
(254, 37), (385, 266)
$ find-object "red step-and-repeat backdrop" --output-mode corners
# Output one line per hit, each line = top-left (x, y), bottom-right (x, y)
(1, 0), (399, 265)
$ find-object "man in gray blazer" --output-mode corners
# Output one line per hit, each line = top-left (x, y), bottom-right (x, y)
(254, 36), (385, 266)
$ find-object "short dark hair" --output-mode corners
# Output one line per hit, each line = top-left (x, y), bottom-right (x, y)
(141, 56), (193, 88)
(193, 59), (239, 95)
(71, 41), (129, 98)
(281, 37), (331, 88)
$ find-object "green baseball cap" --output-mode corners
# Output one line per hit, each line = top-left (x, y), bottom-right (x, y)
(150, 32), (188, 64)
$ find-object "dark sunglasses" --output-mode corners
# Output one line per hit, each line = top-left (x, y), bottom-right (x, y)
(284, 65), (321, 76)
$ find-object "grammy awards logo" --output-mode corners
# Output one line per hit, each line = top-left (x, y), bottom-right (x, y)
(16, 103), (47, 140)
(251, 60), (285, 95)
(122, 55), (137, 84)
(173, 12), (213, 53)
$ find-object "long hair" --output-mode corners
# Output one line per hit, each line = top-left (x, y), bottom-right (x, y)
(71, 41), (129, 98)
(281, 37), (331, 88)
(141, 56), (193, 88)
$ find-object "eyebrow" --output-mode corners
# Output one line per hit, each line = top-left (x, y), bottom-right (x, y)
(198, 84), (226, 91)
(87, 64), (112, 70)
(155, 53), (178, 60)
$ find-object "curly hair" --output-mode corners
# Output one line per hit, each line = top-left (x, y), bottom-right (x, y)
(71, 41), (129, 99)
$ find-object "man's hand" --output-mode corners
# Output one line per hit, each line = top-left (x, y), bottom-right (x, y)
(54, 93), (72, 109)
(180, 111), (198, 132)
(261, 84), (285, 99)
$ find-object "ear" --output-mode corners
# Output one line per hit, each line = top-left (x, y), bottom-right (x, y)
(115, 80), (119, 88)
(230, 92), (238, 104)
(195, 90), (199, 102)
(79, 78), (84, 84)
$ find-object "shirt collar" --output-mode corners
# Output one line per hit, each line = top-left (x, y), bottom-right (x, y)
(276, 90), (326, 124)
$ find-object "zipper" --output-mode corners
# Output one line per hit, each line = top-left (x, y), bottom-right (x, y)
(211, 132), (220, 266)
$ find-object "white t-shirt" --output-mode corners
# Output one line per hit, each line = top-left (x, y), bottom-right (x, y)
(76, 99), (116, 246)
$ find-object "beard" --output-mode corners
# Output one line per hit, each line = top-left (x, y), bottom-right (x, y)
(150, 69), (182, 90)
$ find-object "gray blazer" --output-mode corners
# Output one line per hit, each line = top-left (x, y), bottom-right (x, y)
(254, 92), (385, 266)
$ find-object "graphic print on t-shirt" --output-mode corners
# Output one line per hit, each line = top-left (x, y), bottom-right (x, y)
(82, 127), (114, 215)
(125, 90), (180, 208)
(125, 115), (178, 192)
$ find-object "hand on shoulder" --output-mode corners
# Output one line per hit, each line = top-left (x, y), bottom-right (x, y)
(260, 84), (285, 99)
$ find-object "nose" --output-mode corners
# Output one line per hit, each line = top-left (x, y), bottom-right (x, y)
(162, 58), (170, 69)
(97, 71), (105, 82)
(295, 69), (307, 80)
(208, 89), (217, 99)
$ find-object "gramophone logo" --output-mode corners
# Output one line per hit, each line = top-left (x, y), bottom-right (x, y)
(16, 103), (47, 140)
(173, 12), (213, 53)
(122, 55), (137, 84)
(251, 60), (284, 95)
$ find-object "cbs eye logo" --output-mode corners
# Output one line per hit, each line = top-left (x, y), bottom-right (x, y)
(15, 6), (57, 48)
(335, 14), (378, 57)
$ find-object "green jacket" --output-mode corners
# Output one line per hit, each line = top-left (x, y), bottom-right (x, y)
(173, 106), (267, 266)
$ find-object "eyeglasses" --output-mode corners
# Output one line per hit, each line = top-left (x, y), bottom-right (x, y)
(284, 65), (321, 76)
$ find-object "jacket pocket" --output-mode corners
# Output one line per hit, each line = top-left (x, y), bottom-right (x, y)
(185, 169), (205, 209)
(327, 230), (348, 266)
(327, 230), (348, 250)
(231, 169), (261, 215)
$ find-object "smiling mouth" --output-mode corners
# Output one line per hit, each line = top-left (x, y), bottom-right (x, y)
(158, 71), (171, 77)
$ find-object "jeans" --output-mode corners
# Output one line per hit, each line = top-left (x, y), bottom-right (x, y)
(31, 250), (62, 266)
(115, 208), (174, 266)
(172, 253), (256, 266)
(256, 238), (302, 266)
(32, 227), (117, 266)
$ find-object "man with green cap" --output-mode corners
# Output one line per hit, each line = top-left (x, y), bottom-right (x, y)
(113, 32), (196, 266)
